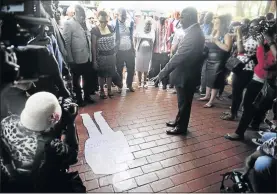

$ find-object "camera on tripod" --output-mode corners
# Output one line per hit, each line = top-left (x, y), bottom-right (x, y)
(0, 0), (54, 86)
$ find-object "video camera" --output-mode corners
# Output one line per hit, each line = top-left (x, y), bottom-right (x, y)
(251, 19), (276, 39)
(0, 0), (53, 86)
(229, 22), (248, 35)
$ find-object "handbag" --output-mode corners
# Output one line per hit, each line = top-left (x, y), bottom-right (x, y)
(253, 79), (276, 109)
(225, 55), (253, 74)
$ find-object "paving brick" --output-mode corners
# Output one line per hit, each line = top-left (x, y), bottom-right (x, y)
(155, 137), (172, 145)
(133, 149), (153, 158)
(129, 145), (141, 152)
(125, 134), (135, 141)
(167, 183), (191, 193)
(151, 144), (170, 154)
(135, 173), (159, 186)
(141, 162), (163, 173)
(128, 138), (145, 146)
(88, 185), (114, 193)
(84, 179), (99, 191)
(146, 153), (167, 163)
(174, 161), (195, 173)
(144, 134), (161, 142)
(113, 178), (137, 192)
(139, 141), (157, 149)
(134, 131), (150, 138)
(149, 128), (165, 135)
(127, 158), (148, 168)
(155, 166), (178, 179)
(177, 153), (195, 163)
(84, 171), (106, 181)
(128, 184), (153, 192)
(160, 157), (181, 168)
(150, 178), (175, 192)
(137, 126), (154, 132)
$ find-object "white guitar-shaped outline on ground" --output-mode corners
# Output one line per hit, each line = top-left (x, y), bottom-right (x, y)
(81, 112), (134, 191)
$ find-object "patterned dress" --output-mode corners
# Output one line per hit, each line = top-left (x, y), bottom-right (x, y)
(91, 25), (116, 78)
(134, 30), (155, 72)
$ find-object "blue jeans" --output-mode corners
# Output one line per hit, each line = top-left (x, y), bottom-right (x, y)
(261, 132), (277, 142)
(253, 156), (276, 192)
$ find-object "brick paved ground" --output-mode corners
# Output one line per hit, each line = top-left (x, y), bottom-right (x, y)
(70, 85), (256, 193)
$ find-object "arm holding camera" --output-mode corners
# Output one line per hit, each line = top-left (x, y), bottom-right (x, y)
(236, 27), (245, 54)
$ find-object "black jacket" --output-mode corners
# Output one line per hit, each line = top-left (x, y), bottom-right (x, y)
(159, 24), (205, 88)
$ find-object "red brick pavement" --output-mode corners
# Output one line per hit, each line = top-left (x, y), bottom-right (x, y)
(70, 86), (254, 193)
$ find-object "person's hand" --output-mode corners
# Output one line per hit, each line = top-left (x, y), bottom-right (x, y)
(235, 26), (242, 35)
(150, 75), (160, 85)
(236, 26), (242, 39)
(256, 35), (264, 46)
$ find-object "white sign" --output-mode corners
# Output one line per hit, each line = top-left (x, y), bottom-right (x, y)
(81, 112), (133, 175)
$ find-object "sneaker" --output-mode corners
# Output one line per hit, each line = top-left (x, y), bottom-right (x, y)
(252, 138), (263, 146)
(143, 84), (148, 89)
(162, 85), (167, 90)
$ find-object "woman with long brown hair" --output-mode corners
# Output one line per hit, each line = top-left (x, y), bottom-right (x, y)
(199, 14), (233, 108)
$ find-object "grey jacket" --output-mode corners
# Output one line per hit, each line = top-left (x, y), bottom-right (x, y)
(159, 24), (205, 88)
(62, 18), (92, 65)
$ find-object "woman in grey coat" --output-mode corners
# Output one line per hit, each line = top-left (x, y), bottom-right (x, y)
(134, 19), (155, 88)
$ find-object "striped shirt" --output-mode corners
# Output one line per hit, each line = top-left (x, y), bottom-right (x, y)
(118, 21), (132, 51)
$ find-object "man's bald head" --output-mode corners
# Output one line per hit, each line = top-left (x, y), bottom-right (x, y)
(117, 7), (127, 23)
(66, 5), (75, 17)
(180, 7), (198, 29)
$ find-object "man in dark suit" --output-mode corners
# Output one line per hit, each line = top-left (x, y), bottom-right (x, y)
(151, 7), (205, 135)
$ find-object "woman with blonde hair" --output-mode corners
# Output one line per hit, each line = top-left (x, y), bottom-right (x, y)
(199, 14), (232, 107)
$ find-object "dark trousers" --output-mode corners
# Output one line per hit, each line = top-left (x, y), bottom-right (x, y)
(231, 71), (253, 116)
(218, 69), (229, 96)
(175, 83), (195, 132)
(116, 50), (135, 88)
(71, 62), (95, 102)
(200, 60), (207, 92)
(235, 80), (273, 136)
(151, 53), (170, 86)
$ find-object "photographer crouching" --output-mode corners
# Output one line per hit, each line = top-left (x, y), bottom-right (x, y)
(242, 137), (276, 192)
(0, 92), (85, 192)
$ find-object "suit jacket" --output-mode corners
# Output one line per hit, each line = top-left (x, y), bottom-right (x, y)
(62, 18), (92, 65)
(159, 23), (205, 88)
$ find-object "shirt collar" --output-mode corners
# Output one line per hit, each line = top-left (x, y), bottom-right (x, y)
(183, 23), (198, 33)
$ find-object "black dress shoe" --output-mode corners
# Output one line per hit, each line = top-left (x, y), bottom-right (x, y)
(166, 126), (187, 135)
(166, 121), (177, 127)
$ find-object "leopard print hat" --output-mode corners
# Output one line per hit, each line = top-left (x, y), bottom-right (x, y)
(20, 92), (62, 132)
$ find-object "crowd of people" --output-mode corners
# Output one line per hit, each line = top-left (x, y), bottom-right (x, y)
(0, 1), (276, 193)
